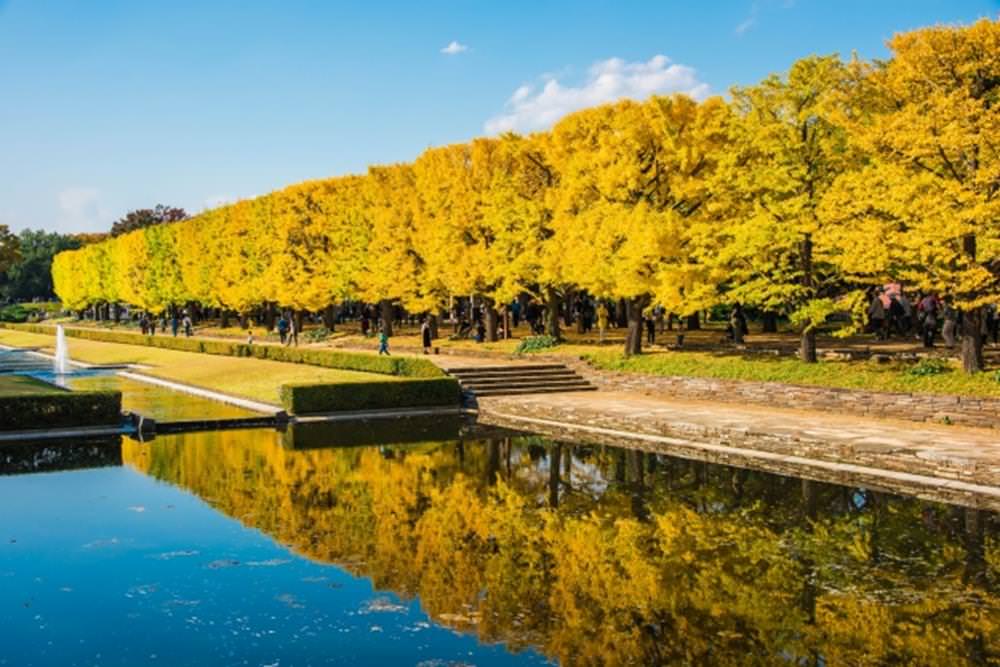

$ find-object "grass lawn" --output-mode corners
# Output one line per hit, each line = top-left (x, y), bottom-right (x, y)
(587, 349), (1000, 399)
(0, 374), (62, 397)
(0, 330), (396, 404)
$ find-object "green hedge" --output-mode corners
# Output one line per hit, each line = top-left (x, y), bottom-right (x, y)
(280, 377), (461, 414)
(0, 391), (122, 431)
(2, 323), (444, 378)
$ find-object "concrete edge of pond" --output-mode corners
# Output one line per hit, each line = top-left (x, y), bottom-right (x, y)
(478, 408), (1000, 512)
(0, 424), (127, 442)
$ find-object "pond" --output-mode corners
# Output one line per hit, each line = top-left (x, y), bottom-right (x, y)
(1, 427), (997, 666)
(0, 347), (258, 422)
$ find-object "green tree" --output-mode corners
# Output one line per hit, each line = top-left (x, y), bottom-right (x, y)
(1, 229), (80, 301)
(0, 224), (20, 277)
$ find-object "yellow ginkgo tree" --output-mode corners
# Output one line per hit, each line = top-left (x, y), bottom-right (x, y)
(829, 20), (1000, 372)
(546, 95), (728, 355)
(708, 55), (856, 362)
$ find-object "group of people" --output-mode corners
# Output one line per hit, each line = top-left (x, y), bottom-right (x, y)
(138, 311), (192, 337)
(867, 289), (1000, 348)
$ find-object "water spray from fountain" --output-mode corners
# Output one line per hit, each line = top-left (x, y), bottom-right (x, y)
(54, 324), (70, 376)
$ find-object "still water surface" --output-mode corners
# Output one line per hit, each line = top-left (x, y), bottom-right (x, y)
(1, 426), (997, 666)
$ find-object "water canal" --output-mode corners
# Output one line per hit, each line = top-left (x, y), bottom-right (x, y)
(1, 424), (997, 666)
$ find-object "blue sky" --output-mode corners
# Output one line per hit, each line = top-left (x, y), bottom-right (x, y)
(1, 0), (997, 234)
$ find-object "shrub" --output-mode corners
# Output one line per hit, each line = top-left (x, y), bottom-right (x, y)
(515, 335), (559, 355)
(0, 390), (122, 431)
(1, 323), (444, 378)
(905, 357), (951, 377)
(280, 377), (460, 414)
(0, 305), (29, 323)
(303, 326), (332, 342)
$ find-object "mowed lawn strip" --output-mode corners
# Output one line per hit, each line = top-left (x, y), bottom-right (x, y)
(0, 374), (63, 397)
(587, 350), (1000, 399)
(0, 330), (397, 404)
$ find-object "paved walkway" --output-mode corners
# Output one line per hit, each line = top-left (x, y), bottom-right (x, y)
(476, 390), (1000, 510)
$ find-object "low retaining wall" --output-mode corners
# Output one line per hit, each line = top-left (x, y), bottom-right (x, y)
(567, 361), (1000, 430)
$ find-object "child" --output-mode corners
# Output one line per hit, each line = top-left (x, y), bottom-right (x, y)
(246, 329), (254, 345)
(378, 329), (390, 355)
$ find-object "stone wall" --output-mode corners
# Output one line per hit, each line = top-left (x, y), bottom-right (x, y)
(565, 361), (1000, 430)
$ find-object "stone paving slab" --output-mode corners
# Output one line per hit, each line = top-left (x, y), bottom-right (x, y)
(475, 390), (1000, 508)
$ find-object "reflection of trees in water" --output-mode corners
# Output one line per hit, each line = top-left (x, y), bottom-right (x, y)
(122, 432), (1000, 666)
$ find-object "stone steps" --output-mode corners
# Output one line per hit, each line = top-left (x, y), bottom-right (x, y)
(448, 363), (595, 396)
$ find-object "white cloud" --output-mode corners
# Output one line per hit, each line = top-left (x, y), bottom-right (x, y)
(734, 16), (756, 34)
(485, 55), (710, 134)
(57, 186), (108, 233)
(441, 40), (468, 55)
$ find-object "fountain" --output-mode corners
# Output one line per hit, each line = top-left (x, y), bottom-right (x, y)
(54, 324), (70, 375)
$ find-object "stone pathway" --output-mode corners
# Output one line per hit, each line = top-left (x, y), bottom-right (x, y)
(475, 390), (1000, 510)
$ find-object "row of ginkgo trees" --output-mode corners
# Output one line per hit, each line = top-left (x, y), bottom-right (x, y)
(53, 20), (1000, 372)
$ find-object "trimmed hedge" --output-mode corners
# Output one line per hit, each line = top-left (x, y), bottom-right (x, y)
(280, 377), (461, 414)
(0, 391), (122, 431)
(2, 323), (444, 378)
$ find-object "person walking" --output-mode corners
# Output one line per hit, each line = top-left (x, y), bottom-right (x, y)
(182, 313), (193, 337)
(420, 317), (433, 354)
(887, 294), (905, 338)
(171, 313), (179, 337)
(377, 327), (390, 355)
(277, 315), (289, 345)
(941, 303), (958, 348)
(919, 294), (938, 348)
(286, 315), (298, 347)
(868, 291), (886, 340)
(597, 302), (609, 343)
(729, 303), (748, 344)
(645, 314), (656, 346)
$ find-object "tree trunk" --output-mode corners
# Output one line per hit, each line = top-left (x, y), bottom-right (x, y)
(616, 298), (628, 328)
(544, 287), (561, 339)
(322, 304), (336, 331)
(221, 310), (230, 329)
(238, 312), (248, 330)
(800, 328), (817, 363)
(486, 439), (500, 487)
(549, 444), (562, 509)
(762, 311), (778, 333)
(563, 288), (575, 327)
(485, 301), (499, 342)
(960, 233), (984, 373)
(624, 296), (648, 356)
(294, 310), (305, 336)
(961, 307), (985, 373)
(686, 312), (700, 330)
(264, 302), (276, 332)
(799, 233), (817, 363)
(379, 299), (393, 337)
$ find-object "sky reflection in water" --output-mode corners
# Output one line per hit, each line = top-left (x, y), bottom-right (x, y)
(0, 426), (997, 666)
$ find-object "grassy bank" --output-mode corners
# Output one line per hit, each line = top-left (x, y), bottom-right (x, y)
(4, 323), (444, 377)
(587, 350), (1000, 399)
(0, 375), (121, 431)
(0, 329), (397, 404)
(0, 375), (62, 397)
